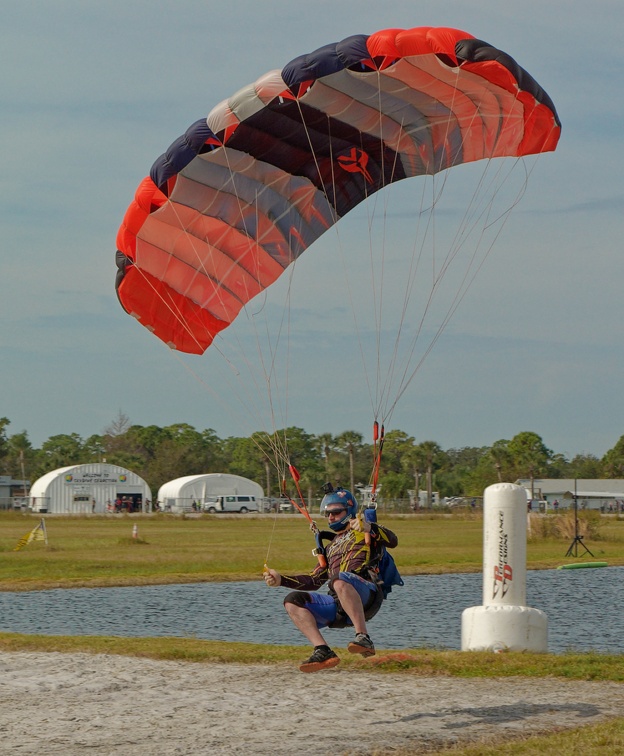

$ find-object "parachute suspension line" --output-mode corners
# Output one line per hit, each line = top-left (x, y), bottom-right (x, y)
(372, 73), (542, 427)
(293, 89), (423, 426)
(293, 98), (340, 226)
(245, 226), (295, 436)
(166, 50), (550, 451)
(411, 66), (500, 307)
(369, 186), (433, 424)
(280, 460), (327, 568)
(135, 148), (294, 447)
(354, 70), (415, 423)
(366, 70), (431, 423)
(193, 148), (301, 458)
(371, 69), (389, 416)
(429, 69), (533, 290)
(372, 113), (433, 424)
(171, 351), (300, 545)
(367, 64), (491, 426)
(171, 343), (292, 472)
(263, 492), (281, 571)
(384, 167), (463, 417)
(382, 174), (437, 416)
(292, 98), (378, 416)
(384, 156), (536, 421)
(370, 420), (385, 500)
(161, 183), (301, 495)
(286, 96), (407, 511)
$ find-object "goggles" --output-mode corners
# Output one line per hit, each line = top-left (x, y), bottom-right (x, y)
(325, 507), (347, 517)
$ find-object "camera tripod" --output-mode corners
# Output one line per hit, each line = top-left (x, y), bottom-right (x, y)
(565, 494), (595, 558)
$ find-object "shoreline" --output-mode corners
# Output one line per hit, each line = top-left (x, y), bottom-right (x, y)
(3, 561), (621, 593)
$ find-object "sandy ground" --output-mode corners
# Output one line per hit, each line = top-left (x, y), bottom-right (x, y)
(0, 652), (623, 755)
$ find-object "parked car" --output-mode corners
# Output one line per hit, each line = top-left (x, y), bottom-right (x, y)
(261, 498), (280, 513)
(202, 495), (260, 513)
(279, 499), (295, 513)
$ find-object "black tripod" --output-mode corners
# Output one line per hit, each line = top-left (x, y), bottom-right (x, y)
(565, 492), (595, 558)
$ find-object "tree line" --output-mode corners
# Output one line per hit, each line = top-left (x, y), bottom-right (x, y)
(2, 414), (624, 503)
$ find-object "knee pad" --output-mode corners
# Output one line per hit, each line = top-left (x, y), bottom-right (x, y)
(283, 590), (310, 608)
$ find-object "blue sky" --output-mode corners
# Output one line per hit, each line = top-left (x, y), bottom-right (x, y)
(2, 1), (623, 460)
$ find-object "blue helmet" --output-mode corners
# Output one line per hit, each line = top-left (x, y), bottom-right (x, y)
(320, 488), (358, 531)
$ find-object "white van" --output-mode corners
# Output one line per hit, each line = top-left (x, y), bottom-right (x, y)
(202, 495), (260, 514)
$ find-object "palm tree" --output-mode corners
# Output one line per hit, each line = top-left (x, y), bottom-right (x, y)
(315, 433), (336, 481)
(602, 436), (624, 478)
(336, 430), (363, 493)
(508, 431), (552, 498)
(401, 444), (427, 510)
(416, 440), (443, 508)
(489, 439), (512, 483)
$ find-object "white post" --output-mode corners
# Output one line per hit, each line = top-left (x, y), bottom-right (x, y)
(461, 482), (548, 652)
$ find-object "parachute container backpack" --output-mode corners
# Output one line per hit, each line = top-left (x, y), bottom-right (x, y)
(364, 506), (404, 599)
(115, 26), (561, 357)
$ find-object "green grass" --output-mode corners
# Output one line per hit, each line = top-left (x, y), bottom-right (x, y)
(0, 632), (621, 680)
(1, 511), (622, 591)
(373, 719), (624, 755)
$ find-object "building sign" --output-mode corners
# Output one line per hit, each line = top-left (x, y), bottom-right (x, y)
(64, 471), (126, 485)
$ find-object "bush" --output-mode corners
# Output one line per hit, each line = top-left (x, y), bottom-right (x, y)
(528, 511), (603, 541)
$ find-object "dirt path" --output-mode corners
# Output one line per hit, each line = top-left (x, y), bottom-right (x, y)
(1, 652), (622, 754)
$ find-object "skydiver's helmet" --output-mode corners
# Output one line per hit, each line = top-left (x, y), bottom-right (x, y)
(320, 488), (358, 531)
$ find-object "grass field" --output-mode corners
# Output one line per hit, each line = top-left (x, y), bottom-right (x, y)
(1, 511), (622, 591)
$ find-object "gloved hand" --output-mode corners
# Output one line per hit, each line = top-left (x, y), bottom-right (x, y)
(349, 515), (371, 533)
(263, 567), (282, 587)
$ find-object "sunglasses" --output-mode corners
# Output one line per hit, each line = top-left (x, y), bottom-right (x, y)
(325, 508), (347, 517)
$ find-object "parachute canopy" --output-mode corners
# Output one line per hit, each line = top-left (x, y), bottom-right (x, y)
(116, 26), (560, 355)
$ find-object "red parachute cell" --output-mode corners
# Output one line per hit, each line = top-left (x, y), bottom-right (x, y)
(116, 26), (560, 354)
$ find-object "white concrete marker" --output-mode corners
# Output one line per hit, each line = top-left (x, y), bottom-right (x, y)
(461, 482), (548, 652)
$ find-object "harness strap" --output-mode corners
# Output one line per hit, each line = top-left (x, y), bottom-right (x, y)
(327, 575), (384, 629)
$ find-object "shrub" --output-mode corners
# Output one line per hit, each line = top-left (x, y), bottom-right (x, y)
(528, 511), (603, 541)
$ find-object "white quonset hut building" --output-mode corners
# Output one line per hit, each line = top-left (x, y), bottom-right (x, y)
(30, 464), (152, 514)
(158, 473), (263, 513)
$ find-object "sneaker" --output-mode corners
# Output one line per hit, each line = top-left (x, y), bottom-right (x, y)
(299, 646), (340, 673)
(347, 633), (376, 657)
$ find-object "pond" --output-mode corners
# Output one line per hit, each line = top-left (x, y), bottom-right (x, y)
(0, 567), (621, 654)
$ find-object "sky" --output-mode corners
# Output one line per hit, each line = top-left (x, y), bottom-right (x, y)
(2, 1), (624, 460)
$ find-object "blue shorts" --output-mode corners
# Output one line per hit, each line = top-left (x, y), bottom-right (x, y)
(294, 571), (378, 629)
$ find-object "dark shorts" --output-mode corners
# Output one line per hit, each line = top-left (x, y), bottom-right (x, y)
(288, 571), (378, 629)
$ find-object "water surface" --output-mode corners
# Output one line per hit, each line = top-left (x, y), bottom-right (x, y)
(1, 567), (621, 654)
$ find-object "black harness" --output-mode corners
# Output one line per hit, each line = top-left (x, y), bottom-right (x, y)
(319, 529), (386, 629)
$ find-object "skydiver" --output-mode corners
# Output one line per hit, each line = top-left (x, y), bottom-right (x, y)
(263, 488), (398, 672)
